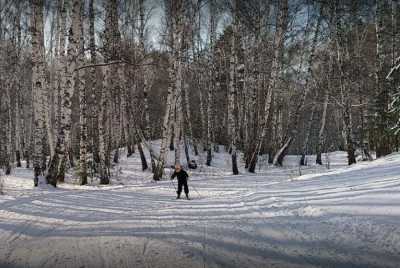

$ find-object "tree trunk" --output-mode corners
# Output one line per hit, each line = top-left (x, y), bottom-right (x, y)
(98, 73), (110, 184)
(15, 86), (22, 168)
(5, 88), (12, 175)
(183, 71), (198, 156)
(153, 0), (184, 180)
(273, 5), (321, 166)
(137, 142), (148, 171)
(139, 0), (153, 169)
(353, 2), (372, 162)
(316, 87), (329, 165)
(375, 0), (392, 158)
(78, 1), (87, 185)
(173, 18), (184, 165)
(248, 0), (288, 172)
(206, 0), (216, 166)
(46, 0), (82, 186)
(31, 0), (47, 186)
(228, 0), (240, 175)
(300, 100), (316, 166)
(335, 2), (356, 166)
(198, 76), (207, 151)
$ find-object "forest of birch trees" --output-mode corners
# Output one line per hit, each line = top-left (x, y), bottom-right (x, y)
(0, 0), (400, 186)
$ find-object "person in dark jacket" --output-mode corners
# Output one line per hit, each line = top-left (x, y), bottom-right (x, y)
(171, 164), (190, 199)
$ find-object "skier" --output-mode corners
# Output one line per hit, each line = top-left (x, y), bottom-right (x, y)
(170, 164), (190, 199)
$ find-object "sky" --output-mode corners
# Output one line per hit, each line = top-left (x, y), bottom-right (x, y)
(0, 0), (316, 56)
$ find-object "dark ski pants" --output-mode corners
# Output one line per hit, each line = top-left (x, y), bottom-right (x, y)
(177, 180), (189, 197)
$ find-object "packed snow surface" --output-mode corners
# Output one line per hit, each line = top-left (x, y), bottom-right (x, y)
(1, 148), (400, 268)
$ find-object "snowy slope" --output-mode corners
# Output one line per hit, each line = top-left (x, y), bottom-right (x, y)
(1, 148), (400, 268)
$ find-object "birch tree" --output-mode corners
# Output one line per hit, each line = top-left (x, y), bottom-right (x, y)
(138, 0), (151, 171)
(228, 0), (240, 175)
(31, 0), (46, 186)
(46, 0), (82, 186)
(153, 0), (185, 180)
(87, 0), (108, 184)
(99, 0), (123, 183)
(247, 0), (288, 172)
(273, 3), (321, 166)
(316, 83), (329, 165)
(78, 0), (87, 185)
(375, 0), (392, 158)
(335, 1), (357, 165)
(206, 0), (217, 166)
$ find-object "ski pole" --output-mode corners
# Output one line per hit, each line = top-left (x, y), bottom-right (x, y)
(170, 179), (177, 191)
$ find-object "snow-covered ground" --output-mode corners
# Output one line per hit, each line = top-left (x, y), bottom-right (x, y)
(1, 147), (400, 268)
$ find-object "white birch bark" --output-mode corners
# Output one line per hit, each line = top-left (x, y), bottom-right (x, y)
(31, 0), (46, 186)
(335, 3), (356, 165)
(46, 0), (82, 186)
(55, 0), (66, 135)
(138, 0), (151, 170)
(182, 68), (198, 156)
(316, 86), (329, 165)
(174, 78), (183, 166)
(375, 0), (391, 157)
(98, 0), (120, 183)
(78, 1), (87, 185)
(154, 0), (184, 180)
(5, 88), (12, 175)
(15, 92), (22, 167)
(228, 0), (239, 175)
(88, 0), (107, 183)
(98, 67), (110, 184)
(206, 0), (216, 166)
(173, 10), (185, 166)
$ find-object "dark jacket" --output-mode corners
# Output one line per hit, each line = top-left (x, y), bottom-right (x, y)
(171, 170), (189, 183)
